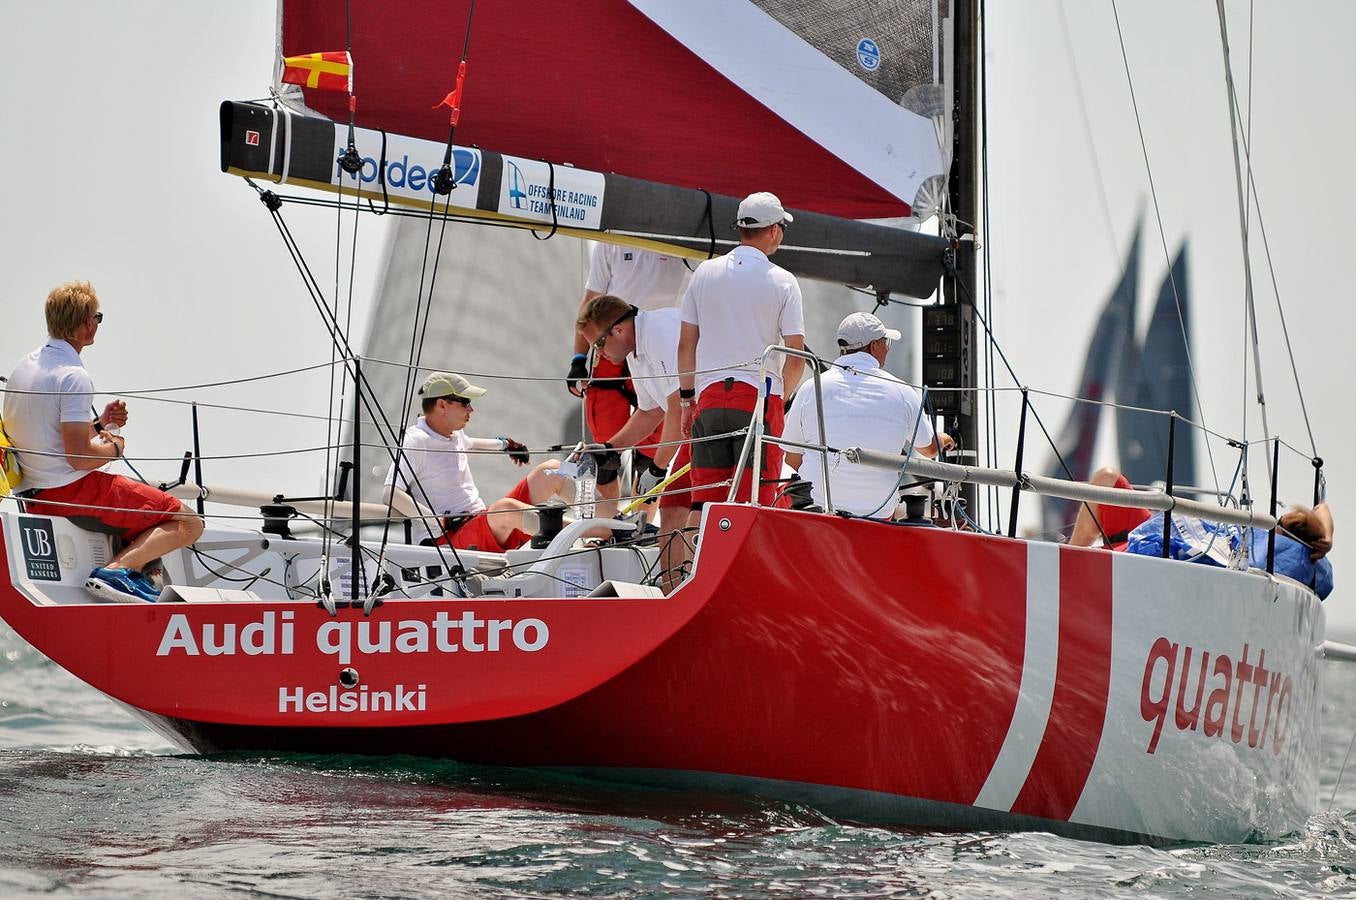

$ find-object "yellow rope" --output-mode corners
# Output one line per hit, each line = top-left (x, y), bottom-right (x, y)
(619, 463), (691, 516)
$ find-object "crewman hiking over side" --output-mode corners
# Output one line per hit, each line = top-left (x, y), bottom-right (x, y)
(568, 244), (690, 516)
(577, 293), (691, 588)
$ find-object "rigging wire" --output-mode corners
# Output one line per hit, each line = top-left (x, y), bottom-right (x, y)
(373, 0), (481, 580)
(979, 0), (999, 530)
(1056, 0), (1119, 257)
(1211, 0), (1272, 487)
(953, 277), (1111, 545)
(254, 189), (466, 587)
(1223, 83), (1319, 461)
(1109, 0), (1223, 502)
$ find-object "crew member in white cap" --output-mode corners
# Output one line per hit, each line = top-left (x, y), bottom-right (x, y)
(782, 312), (955, 518)
(677, 191), (806, 517)
(384, 372), (568, 551)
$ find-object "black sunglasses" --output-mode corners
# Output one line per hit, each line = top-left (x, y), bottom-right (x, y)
(441, 395), (473, 407)
(93, 312), (104, 323)
(593, 306), (638, 351)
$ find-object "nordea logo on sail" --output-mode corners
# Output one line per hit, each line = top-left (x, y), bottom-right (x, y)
(155, 610), (550, 663)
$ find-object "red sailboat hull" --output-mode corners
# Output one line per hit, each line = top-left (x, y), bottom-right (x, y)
(0, 505), (1322, 844)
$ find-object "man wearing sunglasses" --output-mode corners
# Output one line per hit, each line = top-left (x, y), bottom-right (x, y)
(567, 244), (690, 461)
(577, 293), (689, 586)
(383, 372), (568, 552)
(677, 192), (806, 521)
(4, 281), (203, 602)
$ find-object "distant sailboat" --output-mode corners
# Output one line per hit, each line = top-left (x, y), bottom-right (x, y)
(1040, 228), (1140, 537)
(1042, 233), (1196, 539)
(1116, 246), (1194, 488)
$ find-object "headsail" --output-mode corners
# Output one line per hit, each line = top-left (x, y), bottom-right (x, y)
(1117, 246), (1194, 487)
(1040, 229), (1141, 538)
(277, 0), (948, 221)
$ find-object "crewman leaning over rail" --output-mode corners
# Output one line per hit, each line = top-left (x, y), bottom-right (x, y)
(3, 281), (203, 602)
(567, 244), (690, 517)
(577, 293), (691, 589)
(1068, 466), (1151, 550)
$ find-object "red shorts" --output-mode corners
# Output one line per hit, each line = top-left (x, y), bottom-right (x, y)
(657, 443), (692, 510)
(586, 357), (665, 450)
(688, 381), (784, 508)
(26, 471), (182, 539)
(1097, 474), (1152, 550)
(435, 477), (533, 553)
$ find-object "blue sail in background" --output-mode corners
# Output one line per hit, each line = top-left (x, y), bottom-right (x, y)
(1117, 245), (1194, 487)
(1040, 228), (1140, 538)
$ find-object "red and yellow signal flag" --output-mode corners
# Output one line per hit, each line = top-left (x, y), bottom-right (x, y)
(281, 51), (353, 93)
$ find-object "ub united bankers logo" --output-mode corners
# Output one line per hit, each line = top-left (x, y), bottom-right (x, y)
(18, 517), (60, 581)
(856, 38), (881, 72)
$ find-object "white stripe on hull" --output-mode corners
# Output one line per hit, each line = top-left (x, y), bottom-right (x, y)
(974, 541), (1061, 811)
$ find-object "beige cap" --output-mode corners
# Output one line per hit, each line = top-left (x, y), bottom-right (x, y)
(837, 312), (901, 348)
(418, 371), (487, 400)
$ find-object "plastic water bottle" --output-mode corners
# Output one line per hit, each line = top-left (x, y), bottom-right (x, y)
(575, 452), (597, 519)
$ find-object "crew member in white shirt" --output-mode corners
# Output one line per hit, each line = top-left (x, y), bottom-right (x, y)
(4, 281), (203, 602)
(783, 312), (955, 518)
(566, 244), (690, 443)
(384, 372), (567, 552)
(576, 293), (690, 587)
(677, 191), (806, 518)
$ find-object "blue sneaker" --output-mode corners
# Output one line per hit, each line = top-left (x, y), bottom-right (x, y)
(86, 567), (160, 603)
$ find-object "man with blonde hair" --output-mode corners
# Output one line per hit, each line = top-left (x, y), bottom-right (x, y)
(4, 281), (203, 602)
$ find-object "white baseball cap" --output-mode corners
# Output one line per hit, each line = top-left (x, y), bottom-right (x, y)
(418, 371), (487, 400)
(735, 191), (794, 228)
(836, 312), (902, 348)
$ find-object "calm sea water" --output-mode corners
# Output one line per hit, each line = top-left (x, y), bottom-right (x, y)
(4, 622), (1356, 898)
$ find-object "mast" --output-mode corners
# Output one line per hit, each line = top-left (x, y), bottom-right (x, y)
(937, 0), (981, 516)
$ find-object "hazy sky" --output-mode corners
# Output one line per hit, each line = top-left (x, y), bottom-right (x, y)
(1, 2), (1351, 628)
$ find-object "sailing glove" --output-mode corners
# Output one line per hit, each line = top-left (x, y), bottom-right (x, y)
(500, 437), (530, 465)
(566, 353), (589, 397)
(582, 442), (622, 485)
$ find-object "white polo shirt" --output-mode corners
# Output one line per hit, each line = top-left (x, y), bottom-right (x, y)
(782, 351), (936, 518)
(585, 244), (691, 310)
(3, 339), (99, 490)
(385, 419), (485, 536)
(679, 245), (805, 396)
(628, 308), (682, 411)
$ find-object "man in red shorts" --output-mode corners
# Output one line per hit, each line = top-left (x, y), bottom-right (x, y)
(677, 192), (806, 529)
(1069, 466), (1152, 550)
(576, 293), (690, 588)
(567, 244), (689, 513)
(4, 281), (204, 602)
(384, 372), (570, 552)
